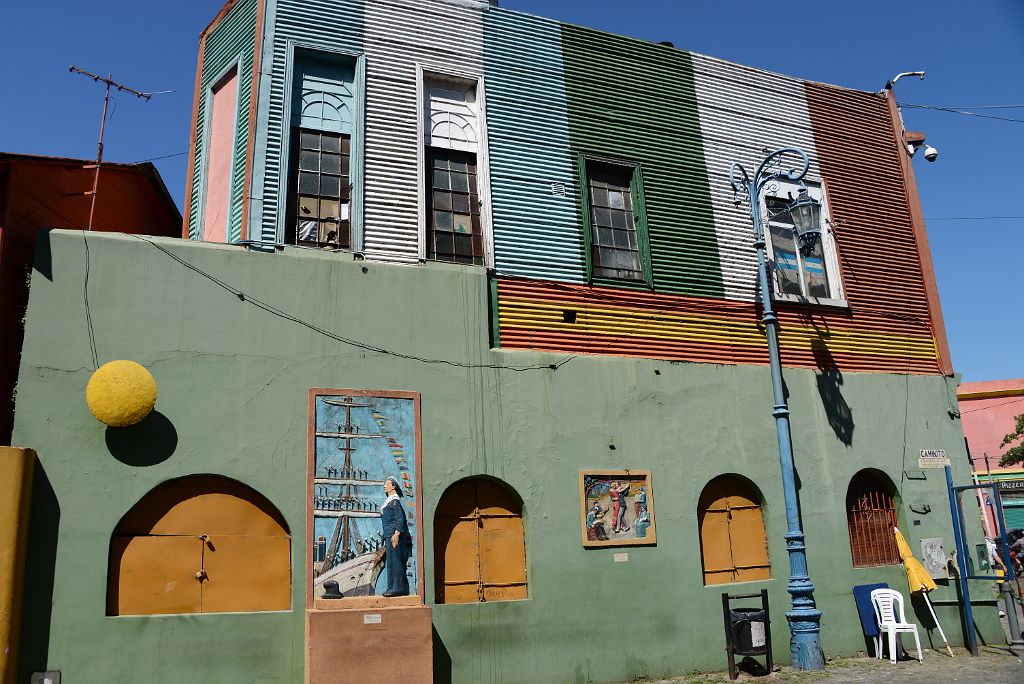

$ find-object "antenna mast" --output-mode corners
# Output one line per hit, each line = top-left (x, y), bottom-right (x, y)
(69, 66), (151, 231)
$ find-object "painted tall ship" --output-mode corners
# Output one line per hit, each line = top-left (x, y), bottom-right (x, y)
(312, 397), (388, 598)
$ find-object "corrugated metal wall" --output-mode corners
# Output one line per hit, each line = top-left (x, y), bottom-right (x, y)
(560, 25), (723, 298)
(254, 0), (363, 245)
(189, 0), (259, 242)
(361, 0), (484, 263)
(803, 83), (937, 356)
(483, 10), (582, 282)
(691, 53), (822, 302)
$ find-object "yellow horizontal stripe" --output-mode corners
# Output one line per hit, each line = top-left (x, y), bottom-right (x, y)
(499, 297), (938, 359)
(958, 388), (1024, 400)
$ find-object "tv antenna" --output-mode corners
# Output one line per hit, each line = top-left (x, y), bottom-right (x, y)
(69, 66), (151, 231)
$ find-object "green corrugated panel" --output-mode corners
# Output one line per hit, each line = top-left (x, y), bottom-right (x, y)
(188, 0), (259, 242)
(1003, 503), (1024, 530)
(559, 24), (723, 298)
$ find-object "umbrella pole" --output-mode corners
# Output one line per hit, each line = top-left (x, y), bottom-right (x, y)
(922, 592), (954, 657)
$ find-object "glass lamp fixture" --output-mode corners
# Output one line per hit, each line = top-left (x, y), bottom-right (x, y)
(789, 185), (822, 254)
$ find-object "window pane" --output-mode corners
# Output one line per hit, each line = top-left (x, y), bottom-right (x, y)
(613, 229), (630, 248)
(450, 159), (467, 173)
(452, 214), (472, 234)
(434, 211), (452, 230)
(593, 207), (611, 228)
(298, 195), (318, 219)
(299, 150), (319, 171)
(610, 210), (627, 230)
(770, 224), (801, 295)
(321, 153), (341, 175)
(433, 169), (450, 190)
(432, 155), (449, 170)
(300, 131), (320, 150)
(596, 227), (613, 247)
(802, 240), (831, 298)
(322, 135), (340, 153)
(455, 232), (472, 257)
(298, 172), (318, 194)
(451, 172), (470, 193)
(607, 190), (625, 210)
(452, 193), (470, 213)
(591, 187), (608, 208)
(320, 199), (340, 221)
(320, 175), (341, 197)
(298, 220), (318, 242)
(433, 191), (452, 211)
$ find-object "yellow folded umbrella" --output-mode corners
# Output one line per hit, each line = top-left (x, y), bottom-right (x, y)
(894, 527), (952, 657)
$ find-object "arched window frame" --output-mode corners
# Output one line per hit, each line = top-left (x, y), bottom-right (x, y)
(433, 476), (528, 605)
(846, 469), (901, 568)
(698, 475), (771, 586)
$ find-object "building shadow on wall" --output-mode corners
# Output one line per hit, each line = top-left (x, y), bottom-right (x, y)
(433, 625), (453, 684)
(18, 459), (60, 679)
(811, 338), (854, 447)
(104, 410), (178, 466)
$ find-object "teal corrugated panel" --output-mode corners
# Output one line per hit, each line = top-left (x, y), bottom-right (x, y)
(484, 10), (584, 282)
(257, 0), (363, 245)
(189, 0), (259, 242)
(559, 24), (724, 298)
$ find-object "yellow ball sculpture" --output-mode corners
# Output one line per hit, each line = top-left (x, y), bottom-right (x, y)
(86, 360), (157, 427)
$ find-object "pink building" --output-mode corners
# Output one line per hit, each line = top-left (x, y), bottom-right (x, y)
(959, 379), (1024, 531)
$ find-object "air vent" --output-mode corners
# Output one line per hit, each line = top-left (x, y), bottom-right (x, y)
(551, 181), (567, 197)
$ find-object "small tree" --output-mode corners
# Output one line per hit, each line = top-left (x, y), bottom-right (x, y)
(998, 413), (1024, 467)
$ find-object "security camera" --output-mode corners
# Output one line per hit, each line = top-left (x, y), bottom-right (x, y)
(923, 145), (938, 162)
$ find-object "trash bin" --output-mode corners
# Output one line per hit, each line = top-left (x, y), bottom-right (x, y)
(729, 607), (767, 655)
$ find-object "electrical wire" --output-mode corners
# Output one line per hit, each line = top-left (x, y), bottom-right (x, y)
(925, 216), (1024, 222)
(960, 396), (1024, 414)
(133, 151), (187, 164)
(900, 103), (1024, 124)
(132, 235), (573, 373)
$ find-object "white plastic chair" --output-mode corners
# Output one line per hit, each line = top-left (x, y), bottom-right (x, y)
(870, 588), (923, 664)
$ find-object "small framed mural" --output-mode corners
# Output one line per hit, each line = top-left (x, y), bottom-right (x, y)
(579, 470), (656, 548)
(306, 389), (424, 606)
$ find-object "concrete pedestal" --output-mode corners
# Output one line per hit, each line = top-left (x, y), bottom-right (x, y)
(307, 604), (433, 684)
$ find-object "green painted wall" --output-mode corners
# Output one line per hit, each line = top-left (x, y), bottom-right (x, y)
(560, 24), (724, 298)
(14, 231), (998, 683)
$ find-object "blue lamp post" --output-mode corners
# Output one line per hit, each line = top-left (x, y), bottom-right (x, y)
(728, 147), (825, 671)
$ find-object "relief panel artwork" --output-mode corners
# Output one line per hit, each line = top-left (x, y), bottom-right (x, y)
(310, 391), (421, 598)
(580, 470), (656, 548)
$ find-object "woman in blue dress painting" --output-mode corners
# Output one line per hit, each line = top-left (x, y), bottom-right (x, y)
(379, 476), (411, 597)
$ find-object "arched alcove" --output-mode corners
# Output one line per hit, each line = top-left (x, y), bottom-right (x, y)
(107, 475), (291, 616)
(698, 475), (771, 585)
(846, 469), (900, 568)
(434, 477), (527, 604)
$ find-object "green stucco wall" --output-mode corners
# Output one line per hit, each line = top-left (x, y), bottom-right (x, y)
(14, 231), (998, 683)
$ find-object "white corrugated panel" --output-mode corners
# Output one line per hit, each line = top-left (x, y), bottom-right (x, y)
(362, 0), (485, 263)
(691, 53), (822, 301)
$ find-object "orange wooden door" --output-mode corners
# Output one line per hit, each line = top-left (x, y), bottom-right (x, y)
(108, 535), (203, 615)
(699, 477), (770, 585)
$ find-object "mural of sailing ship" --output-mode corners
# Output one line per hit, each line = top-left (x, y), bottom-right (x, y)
(311, 394), (418, 598)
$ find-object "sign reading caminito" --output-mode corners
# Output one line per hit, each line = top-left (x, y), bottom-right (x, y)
(918, 449), (950, 469)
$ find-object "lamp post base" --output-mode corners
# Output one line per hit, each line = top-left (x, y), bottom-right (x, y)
(787, 610), (825, 670)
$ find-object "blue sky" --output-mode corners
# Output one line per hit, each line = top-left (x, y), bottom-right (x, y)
(1, 1), (1021, 382)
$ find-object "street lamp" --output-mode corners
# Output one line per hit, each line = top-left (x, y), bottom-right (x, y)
(728, 147), (825, 671)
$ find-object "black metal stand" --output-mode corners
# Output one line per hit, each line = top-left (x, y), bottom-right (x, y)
(722, 589), (773, 680)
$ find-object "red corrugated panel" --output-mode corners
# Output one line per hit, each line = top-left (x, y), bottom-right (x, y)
(497, 276), (939, 375)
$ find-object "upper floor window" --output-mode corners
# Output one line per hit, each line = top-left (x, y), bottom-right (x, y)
(764, 182), (842, 304)
(295, 129), (351, 248)
(423, 76), (485, 265)
(579, 157), (651, 284)
(287, 53), (355, 249)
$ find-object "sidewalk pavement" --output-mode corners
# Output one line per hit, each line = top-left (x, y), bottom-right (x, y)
(619, 646), (1023, 684)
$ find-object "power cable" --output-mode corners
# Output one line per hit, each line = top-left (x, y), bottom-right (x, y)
(132, 235), (573, 373)
(133, 151), (187, 163)
(900, 104), (1024, 124)
(960, 396), (1024, 415)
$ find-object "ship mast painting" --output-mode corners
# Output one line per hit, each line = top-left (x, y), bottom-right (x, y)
(311, 393), (418, 598)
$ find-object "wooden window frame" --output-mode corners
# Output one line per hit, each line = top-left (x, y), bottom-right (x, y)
(762, 179), (846, 308)
(577, 154), (653, 288)
(846, 471), (901, 568)
(426, 147), (484, 265)
(288, 128), (352, 249)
